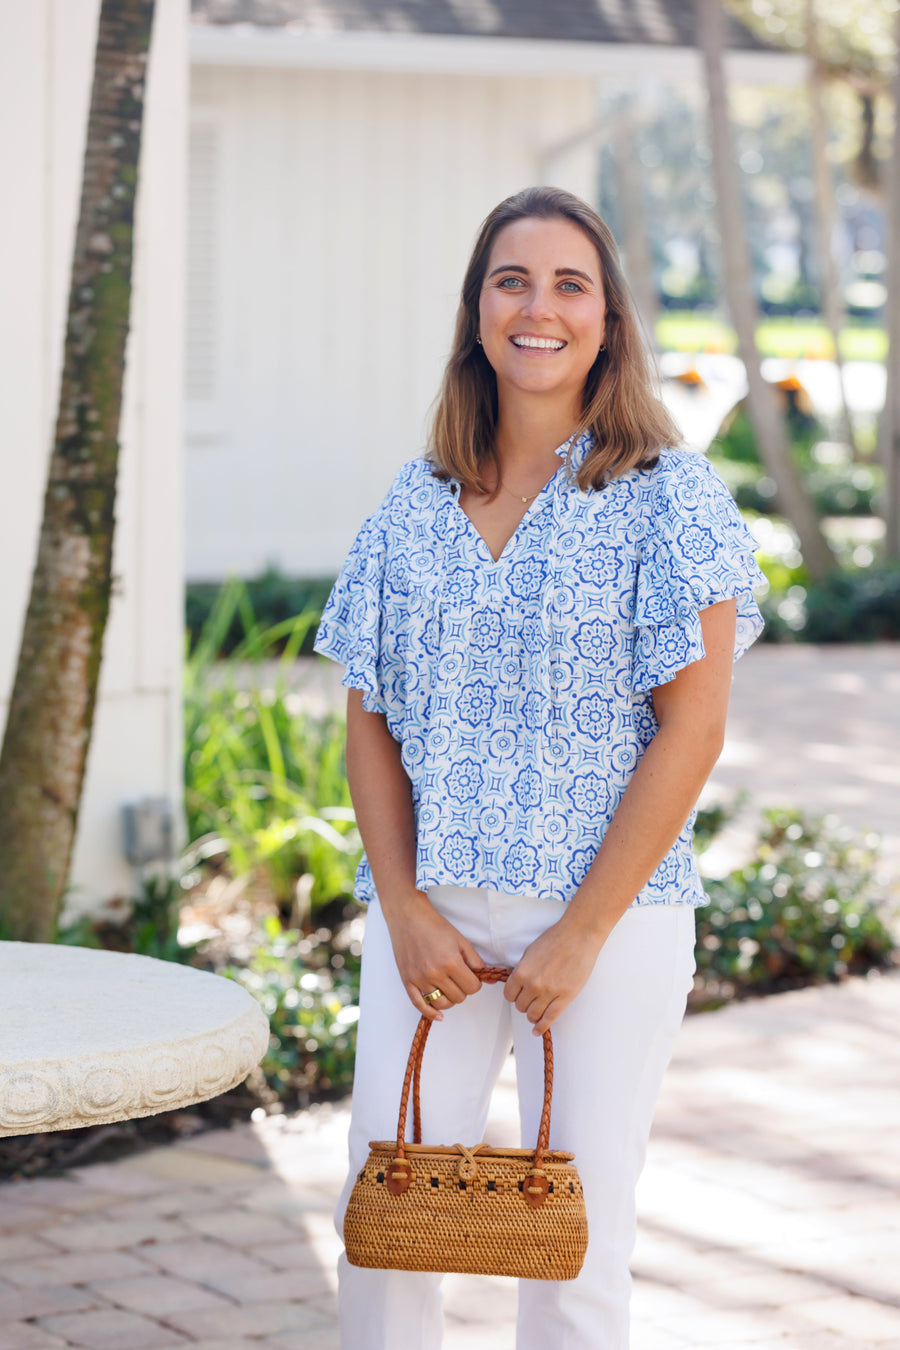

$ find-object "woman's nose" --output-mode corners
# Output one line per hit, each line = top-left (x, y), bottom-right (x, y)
(520, 285), (555, 320)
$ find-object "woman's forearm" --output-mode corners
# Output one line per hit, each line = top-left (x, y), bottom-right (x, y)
(345, 688), (421, 917)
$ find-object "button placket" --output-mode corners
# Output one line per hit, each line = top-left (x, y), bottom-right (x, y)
(536, 477), (575, 852)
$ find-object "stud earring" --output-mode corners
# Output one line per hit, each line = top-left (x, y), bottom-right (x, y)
(476, 336), (482, 345)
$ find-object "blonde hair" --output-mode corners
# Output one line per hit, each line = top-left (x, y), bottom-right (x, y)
(427, 186), (681, 494)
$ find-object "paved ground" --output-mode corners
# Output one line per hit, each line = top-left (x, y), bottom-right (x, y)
(710, 644), (900, 879)
(2, 644), (898, 1348)
(1, 970), (898, 1349)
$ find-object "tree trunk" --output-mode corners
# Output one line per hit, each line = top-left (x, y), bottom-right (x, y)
(881, 7), (900, 560)
(695, 0), (836, 580)
(806, 1), (857, 457)
(612, 97), (660, 351)
(0, 0), (156, 942)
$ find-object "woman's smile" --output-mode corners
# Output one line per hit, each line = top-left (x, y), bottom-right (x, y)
(509, 333), (568, 351)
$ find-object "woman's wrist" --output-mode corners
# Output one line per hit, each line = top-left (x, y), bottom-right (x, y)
(560, 884), (621, 949)
(377, 883), (433, 924)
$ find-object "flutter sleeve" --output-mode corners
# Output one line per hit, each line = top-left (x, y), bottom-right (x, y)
(632, 452), (768, 694)
(313, 508), (389, 714)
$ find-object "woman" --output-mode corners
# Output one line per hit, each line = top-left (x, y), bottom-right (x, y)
(313, 185), (766, 1350)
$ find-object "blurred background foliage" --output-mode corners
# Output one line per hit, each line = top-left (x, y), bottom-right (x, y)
(725, 0), (899, 78)
(598, 78), (890, 328)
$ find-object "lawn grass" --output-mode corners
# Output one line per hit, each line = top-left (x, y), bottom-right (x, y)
(656, 312), (887, 362)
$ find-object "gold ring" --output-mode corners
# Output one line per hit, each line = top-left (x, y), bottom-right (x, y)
(422, 988), (443, 1004)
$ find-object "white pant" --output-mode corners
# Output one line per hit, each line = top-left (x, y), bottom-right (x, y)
(335, 885), (698, 1350)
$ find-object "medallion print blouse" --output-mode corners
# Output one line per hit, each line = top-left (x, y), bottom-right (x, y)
(314, 434), (767, 909)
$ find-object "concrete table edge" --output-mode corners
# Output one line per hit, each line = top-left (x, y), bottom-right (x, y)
(0, 942), (270, 1137)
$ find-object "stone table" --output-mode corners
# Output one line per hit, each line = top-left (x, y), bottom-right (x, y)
(0, 942), (269, 1137)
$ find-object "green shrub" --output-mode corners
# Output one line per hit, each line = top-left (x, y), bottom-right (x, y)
(760, 564), (900, 643)
(711, 406), (763, 464)
(186, 567), (333, 656)
(728, 464), (878, 519)
(713, 406), (820, 471)
(805, 462), (880, 518)
(710, 404), (883, 519)
(693, 798), (745, 854)
(224, 911), (361, 1100)
(184, 578), (361, 912)
(801, 565), (900, 642)
(695, 808), (897, 1008)
(710, 446), (880, 519)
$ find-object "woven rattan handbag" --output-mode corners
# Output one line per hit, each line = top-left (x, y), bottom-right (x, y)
(343, 966), (588, 1280)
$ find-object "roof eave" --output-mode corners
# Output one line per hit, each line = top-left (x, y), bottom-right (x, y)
(189, 25), (808, 85)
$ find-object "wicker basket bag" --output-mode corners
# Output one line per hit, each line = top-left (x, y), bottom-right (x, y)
(343, 966), (588, 1280)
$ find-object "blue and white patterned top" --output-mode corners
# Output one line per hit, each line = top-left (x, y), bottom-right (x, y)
(314, 434), (767, 909)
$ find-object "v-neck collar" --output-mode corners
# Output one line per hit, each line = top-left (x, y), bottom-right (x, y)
(450, 470), (558, 566)
(442, 429), (594, 566)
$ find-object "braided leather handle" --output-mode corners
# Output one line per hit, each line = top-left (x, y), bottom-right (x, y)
(394, 966), (554, 1173)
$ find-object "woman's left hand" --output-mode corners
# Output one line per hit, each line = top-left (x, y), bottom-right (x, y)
(504, 916), (605, 1036)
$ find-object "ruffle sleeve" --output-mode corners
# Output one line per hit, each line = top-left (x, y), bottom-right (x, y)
(313, 508), (389, 714)
(632, 452), (767, 694)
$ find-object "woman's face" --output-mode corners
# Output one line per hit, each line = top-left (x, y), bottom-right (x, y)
(478, 215), (606, 407)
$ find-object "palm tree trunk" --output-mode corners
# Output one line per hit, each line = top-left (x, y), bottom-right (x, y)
(881, 7), (900, 560)
(695, 0), (836, 580)
(0, 0), (156, 942)
(806, 0), (857, 457)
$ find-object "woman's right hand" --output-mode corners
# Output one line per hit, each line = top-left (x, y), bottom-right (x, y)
(380, 890), (484, 1021)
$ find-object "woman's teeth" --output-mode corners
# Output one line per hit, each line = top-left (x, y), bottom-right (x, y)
(511, 336), (566, 350)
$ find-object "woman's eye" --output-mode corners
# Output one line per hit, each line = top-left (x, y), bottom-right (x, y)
(495, 276), (584, 293)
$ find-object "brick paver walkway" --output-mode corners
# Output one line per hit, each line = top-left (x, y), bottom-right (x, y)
(710, 644), (900, 876)
(1, 969), (898, 1349)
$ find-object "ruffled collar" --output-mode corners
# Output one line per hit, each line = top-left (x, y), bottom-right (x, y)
(554, 429), (595, 472)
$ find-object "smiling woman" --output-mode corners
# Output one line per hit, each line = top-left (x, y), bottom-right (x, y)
(430, 186), (681, 510)
(313, 186), (767, 1350)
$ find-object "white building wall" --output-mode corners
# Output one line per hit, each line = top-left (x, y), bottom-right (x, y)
(186, 65), (596, 579)
(0, 0), (187, 920)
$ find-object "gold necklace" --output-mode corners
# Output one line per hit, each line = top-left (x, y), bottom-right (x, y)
(496, 436), (576, 503)
(498, 479), (540, 504)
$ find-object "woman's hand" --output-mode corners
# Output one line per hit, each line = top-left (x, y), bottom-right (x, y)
(380, 890), (484, 1022)
(505, 914), (605, 1036)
